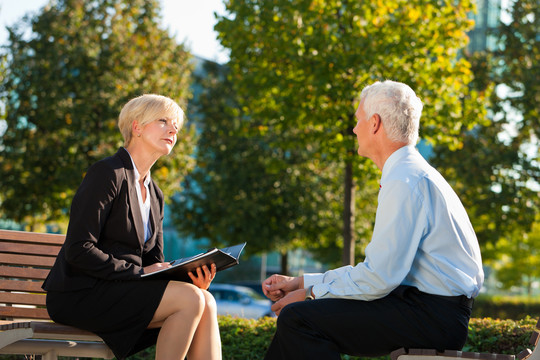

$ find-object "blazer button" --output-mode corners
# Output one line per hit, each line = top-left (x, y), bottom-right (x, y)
(136, 249), (141, 255)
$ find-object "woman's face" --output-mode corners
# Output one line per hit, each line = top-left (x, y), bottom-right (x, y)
(139, 117), (179, 156)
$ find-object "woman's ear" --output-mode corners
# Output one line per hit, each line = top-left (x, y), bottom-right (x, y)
(132, 120), (141, 137)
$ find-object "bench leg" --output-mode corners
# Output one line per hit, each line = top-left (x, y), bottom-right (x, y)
(42, 349), (58, 360)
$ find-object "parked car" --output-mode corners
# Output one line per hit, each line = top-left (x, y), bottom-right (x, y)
(208, 283), (275, 319)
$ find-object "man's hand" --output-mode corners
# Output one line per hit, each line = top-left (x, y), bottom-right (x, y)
(270, 288), (305, 316)
(262, 274), (302, 302)
(188, 264), (216, 290)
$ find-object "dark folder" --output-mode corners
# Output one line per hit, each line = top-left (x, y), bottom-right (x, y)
(142, 243), (247, 282)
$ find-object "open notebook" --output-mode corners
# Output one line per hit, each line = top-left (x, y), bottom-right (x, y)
(142, 243), (247, 282)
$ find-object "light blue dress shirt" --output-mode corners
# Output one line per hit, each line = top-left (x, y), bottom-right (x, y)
(304, 146), (484, 300)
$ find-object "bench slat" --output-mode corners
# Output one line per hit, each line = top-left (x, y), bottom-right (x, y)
(0, 338), (114, 358)
(0, 230), (113, 358)
(0, 242), (61, 257)
(0, 322), (100, 339)
(0, 230), (65, 245)
(0, 253), (56, 267)
(0, 306), (50, 320)
(0, 266), (50, 280)
(30, 322), (101, 338)
(0, 279), (45, 293)
(0, 292), (46, 306)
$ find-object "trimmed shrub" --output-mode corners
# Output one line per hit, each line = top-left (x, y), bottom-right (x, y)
(464, 317), (538, 354)
(472, 295), (540, 320)
(131, 316), (538, 360)
(0, 316), (535, 360)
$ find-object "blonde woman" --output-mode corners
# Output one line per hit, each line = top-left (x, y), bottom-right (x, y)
(43, 94), (221, 360)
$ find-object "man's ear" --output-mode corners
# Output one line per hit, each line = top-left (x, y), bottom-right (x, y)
(371, 114), (382, 134)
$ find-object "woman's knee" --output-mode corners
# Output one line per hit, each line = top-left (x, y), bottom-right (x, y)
(167, 281), (206, 316)
(201, 290), (217, 314)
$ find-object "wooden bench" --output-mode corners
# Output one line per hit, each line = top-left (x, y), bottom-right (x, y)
(0, 229), (114, 359)
(391, 318), (540, 360)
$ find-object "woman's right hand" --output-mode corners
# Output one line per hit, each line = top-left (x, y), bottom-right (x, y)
(143, 262), (172, 274)
(188, 264), (216, 290)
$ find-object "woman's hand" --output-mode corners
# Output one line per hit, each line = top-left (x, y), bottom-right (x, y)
(188, 264), (216, 290)
(143, 262), (172, 274)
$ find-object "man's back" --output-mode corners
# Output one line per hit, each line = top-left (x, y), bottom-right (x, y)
(374, 145), (484, 298)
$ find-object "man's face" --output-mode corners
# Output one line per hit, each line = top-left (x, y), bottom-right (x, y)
(352, 100), (369, 158)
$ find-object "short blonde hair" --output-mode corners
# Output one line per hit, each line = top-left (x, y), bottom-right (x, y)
(118, 94), (184, 146)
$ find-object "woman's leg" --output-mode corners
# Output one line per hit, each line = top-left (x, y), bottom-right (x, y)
(148, 281), (220, 360)
(187, 290), (221, 360)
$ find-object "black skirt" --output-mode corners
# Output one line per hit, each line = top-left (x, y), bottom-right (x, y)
(46, 279), (169, 359)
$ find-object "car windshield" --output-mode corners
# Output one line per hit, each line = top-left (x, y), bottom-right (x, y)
(242, 288), (266, 301)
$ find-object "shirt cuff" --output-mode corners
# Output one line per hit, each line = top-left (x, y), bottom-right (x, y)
(304, 273), (330, 298)
(313, 283), (330, 298)
(303, 273), (324, 287)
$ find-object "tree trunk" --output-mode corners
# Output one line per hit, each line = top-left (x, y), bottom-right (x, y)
(280, 250), (289, 276)
(342, 159), (355, 266)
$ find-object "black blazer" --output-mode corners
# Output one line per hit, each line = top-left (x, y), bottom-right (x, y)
(43, 147), (165, 292)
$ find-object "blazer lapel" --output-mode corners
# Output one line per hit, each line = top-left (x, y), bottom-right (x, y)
(117, 148), (146, 247)
(146, 181), (161, 248)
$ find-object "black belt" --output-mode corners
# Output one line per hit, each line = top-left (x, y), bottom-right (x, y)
(428, 293), (474, 309)
(393, 286), (475, 309)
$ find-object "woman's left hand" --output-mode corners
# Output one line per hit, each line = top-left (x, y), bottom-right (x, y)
(188, 263), (216, 290)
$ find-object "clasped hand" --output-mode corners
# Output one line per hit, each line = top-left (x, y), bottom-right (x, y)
(143, 263), (217, 290)
(262, 274), (305, 316)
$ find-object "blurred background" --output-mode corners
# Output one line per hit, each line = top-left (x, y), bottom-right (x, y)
(0, 0), (537, 320)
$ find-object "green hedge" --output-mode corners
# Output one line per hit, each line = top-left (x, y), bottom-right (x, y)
(0, 316), (536, 360)
(472, 295), (540, 320)
(131, 316), (538, 360)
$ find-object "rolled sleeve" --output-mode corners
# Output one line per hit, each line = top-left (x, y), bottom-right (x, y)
(302, 179), (426, 301)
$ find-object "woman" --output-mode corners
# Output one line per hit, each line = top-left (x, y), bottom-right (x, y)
(42, 94), (221, 360)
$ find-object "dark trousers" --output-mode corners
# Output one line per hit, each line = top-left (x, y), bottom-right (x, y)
(264, 286), (473, 360)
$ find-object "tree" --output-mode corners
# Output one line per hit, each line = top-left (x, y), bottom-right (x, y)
(0, 0), (196, 229)
(172, 60), (355, 274)
(496, 0), (539, 142)
(490, 0), (540, 292)
(215, 0), (488, 265)
(430, 0), (539, 292)
(432, 0), (539, 251)
(494, 213), (540, 296)
(431, 51), (538, 259)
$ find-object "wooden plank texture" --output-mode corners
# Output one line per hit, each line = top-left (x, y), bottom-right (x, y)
(0, 230), (113, 357)
(0, 253), (56, 267)
(0, 242), (61, 257)
(0, 266), (50, 280)
(0, 292), (46, 306)
(0, 280), (45, 293)
(0, 306), (49, 320)
(0, 230), (64, 245)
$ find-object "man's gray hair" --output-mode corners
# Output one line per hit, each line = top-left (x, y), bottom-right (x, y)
(360, 80), (423, 145)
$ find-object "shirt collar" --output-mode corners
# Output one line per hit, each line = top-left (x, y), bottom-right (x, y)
(123, 147), (151, 186)
(380, 145), (416, 186)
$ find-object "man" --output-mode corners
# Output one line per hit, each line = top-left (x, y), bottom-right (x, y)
(262, 80), (484, 360)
